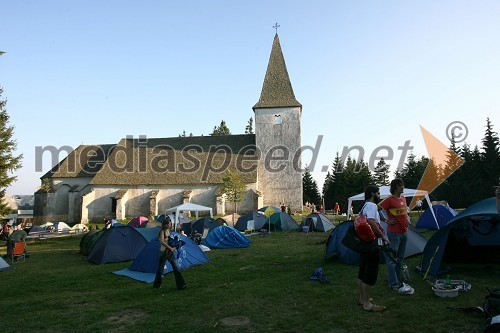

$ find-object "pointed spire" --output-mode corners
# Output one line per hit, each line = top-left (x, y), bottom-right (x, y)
(253, 34), (302, 110)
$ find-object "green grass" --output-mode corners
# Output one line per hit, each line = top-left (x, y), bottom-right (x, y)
(1, 229), (497, 333)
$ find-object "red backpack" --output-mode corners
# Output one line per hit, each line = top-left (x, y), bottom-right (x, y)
(354, 204), (384, 242)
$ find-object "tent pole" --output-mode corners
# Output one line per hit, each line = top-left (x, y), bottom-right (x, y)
(424, 195), (439, 229)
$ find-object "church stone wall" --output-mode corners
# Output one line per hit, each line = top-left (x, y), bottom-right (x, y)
(255, 107), (303, 211)
(81, 184), (257, 222)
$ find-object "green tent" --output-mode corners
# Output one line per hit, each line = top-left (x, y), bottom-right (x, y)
(79, 230), (103, 255)
(267, 212), (300, 231)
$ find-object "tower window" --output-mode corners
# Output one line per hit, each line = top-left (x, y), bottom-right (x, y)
(274, 114), (282, 125)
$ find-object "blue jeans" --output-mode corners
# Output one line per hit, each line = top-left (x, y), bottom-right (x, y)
(153, 249), (186, 289)
(385, 232), (407, 288)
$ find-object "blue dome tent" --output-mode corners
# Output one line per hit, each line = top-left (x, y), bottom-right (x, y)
(202, 226), (251, 249)
(416, 204), (458, 229)
(113, 232), (209, 283)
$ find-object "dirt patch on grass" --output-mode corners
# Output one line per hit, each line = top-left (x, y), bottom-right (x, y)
(220, 316), (251, 327)
(105, 309), (149, 328)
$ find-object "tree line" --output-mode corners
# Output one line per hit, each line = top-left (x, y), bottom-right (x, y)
(304, 117), (499, 213)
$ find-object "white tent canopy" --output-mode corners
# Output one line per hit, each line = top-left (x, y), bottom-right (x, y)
(165, 203), (213, 231)
(347, 186), (439, 229)
(54, 222), (71, 233)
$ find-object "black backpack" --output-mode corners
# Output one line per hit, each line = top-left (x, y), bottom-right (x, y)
(483, 289), (500, 333)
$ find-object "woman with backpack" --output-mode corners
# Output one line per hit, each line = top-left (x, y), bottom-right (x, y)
(153, 216), (187, 290)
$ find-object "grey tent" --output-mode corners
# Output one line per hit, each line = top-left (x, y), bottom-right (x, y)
(300, 213), (335, 232)
(235, 212), (268, 231)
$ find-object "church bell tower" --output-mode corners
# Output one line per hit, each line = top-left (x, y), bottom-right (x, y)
(253, 33), (303, 211)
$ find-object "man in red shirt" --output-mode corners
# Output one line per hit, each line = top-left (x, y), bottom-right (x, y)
(379, 178), (414, 294)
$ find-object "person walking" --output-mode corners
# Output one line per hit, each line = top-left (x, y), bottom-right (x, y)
(357, 185), (390, 312)
(333, 202), (340, 215)
(153, 216), (187, 290)
(379, 178), (414, 294)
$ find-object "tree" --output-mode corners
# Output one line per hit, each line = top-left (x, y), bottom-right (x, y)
(0, 54), (23, 216)
(394, 153), (427, 189)
(178, 130), (193, 137)
(443, 134), (463, 178)
(302, 168), (321, 206)
(245, 117), (253, 134)
(323, 152), (347, 212)
(220, 169), (246, 225)
(481, 117), (500, 180)
(373, 158), (390, 186)
(210, 120), (231, 136)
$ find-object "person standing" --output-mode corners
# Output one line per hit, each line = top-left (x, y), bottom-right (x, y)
(357, 185), (390, 312)
(153, 216), (187, 290)
(333, 202), (340, 215)
(379, 178), (414, 294)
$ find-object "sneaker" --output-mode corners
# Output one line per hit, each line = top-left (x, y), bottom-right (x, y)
(398, 283), (415, 295)
(390, 283), (402, 291)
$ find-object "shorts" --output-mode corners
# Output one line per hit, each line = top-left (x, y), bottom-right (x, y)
(358, 249), (380, 286)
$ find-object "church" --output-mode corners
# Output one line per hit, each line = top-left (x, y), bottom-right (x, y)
(34, 33), (303, 224)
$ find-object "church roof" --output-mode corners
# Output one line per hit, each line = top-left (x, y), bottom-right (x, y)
(253, 34), (302, 110)
(89, 134), (257, 186)
(41, 144), (116, 179)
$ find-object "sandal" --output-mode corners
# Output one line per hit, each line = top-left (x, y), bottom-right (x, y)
(364, 304), (386, 312)
(357, 298), (374, 306)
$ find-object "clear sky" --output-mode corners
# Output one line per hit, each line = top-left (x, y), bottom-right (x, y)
(2, 0), (499, 195)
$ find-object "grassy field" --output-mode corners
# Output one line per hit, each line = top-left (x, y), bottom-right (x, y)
(1, 223), (498, 333)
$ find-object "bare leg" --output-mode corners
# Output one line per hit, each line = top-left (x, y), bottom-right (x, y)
(361, 282), (371, 309)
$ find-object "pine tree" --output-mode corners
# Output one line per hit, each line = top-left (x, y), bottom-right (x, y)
(433, 135), (464, 206)
(0, 60), (23, 216)
(394, 153), (426, 189)
(323, 153), (346, 212)
(322, 171), (333, 208)
(245, 117), (253, 134)
(443, 134), (463, 177)
(481, 117), (500, 181)
(178, 130), (193, 137)
(210, 120), (231, 136)
(302, 168), (321, 206)
(373, 158), (390, 186)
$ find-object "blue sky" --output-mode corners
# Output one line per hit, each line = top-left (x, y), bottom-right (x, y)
(2, 0), (500, 195)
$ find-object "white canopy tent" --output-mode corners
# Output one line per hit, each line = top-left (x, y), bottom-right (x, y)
(347, 186), (439, 229)
(165, 203), (213, 231)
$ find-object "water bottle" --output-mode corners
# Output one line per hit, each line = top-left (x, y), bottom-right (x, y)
(445, 274), (451, 287)
(402, 264), (411, 282)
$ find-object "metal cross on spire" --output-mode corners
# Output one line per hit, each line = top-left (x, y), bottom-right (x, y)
(273, 22), (280, 34)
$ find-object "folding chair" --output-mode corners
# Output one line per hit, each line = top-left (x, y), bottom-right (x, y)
(10, 242), (26, 262)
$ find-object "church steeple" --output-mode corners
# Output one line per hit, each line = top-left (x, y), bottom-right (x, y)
(253, 33), (302, 110)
